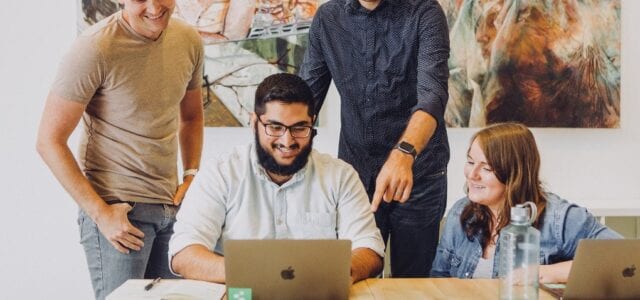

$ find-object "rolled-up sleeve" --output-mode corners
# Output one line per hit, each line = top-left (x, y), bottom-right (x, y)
(168, 159), (228, 274)
(336, 165), (385, 257)
(413, 1), (450, 123)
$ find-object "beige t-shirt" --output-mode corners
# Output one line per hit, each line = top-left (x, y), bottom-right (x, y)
(51, 11), (203, 204)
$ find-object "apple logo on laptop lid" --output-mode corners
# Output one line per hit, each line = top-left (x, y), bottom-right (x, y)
(281, 266), (295, 280)
(622, 265), (636, 278)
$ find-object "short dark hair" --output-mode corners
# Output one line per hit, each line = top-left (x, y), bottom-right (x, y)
(254, 73), (315, 117)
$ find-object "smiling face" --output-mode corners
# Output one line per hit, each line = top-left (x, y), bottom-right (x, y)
(464, 138), (506, 213)
(119, 0), (176, 40)
(252, 101), (314, 179)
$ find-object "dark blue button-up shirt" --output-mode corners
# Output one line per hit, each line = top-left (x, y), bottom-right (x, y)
(300, 0), (450, 191)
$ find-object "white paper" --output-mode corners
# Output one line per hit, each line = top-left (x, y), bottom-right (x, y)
(106, 279), (226, 300)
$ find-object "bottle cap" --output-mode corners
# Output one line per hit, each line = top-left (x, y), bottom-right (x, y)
(511, 202), (537, 225)
(510, 205), (529, 224)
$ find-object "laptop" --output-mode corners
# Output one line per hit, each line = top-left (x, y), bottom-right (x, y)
(224, 239), (352, 300)
(542, 239), (640, 299)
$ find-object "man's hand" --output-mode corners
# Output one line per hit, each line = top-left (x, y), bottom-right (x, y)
(173, 176), (194, 205)
(370, 150), (414, 212)
(94, 203), (145, 254)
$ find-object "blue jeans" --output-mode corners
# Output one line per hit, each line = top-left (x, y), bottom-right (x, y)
(372, 170), (447, 277)
(78, 201), (179, 300)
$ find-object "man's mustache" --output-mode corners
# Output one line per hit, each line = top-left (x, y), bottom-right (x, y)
(272, 143), (300, 151)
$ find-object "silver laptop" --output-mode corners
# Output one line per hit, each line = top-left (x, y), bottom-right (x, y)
(224, 239), (352, 300)
(544, 239), (640, 299)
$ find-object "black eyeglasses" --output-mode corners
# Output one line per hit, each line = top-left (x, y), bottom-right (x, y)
(257, 117), (313, 138)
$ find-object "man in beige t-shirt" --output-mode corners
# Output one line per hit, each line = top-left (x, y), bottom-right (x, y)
(36, 1), (204, 299)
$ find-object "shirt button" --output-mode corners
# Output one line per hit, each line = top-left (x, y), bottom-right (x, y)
(276, 219), (283, 225)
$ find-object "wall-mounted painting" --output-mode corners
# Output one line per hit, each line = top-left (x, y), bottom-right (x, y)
(78, 0), (320, 127)
(80, 0), (618, 128)
(438, 0), (620, 128)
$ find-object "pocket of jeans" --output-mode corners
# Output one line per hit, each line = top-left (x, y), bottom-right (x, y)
(77, 210), (98, 245)
(404, 170), (447, 209)
(423, 169), (447, 180)
(77, 211), (85, 242)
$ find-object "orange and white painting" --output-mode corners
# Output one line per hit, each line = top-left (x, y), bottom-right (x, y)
(439, 0), (620, 128)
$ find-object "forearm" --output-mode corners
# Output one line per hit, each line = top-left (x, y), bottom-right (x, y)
(172, 244), (226, 283)
(179, 118), (203, 170)
(179, 89), (204, 171)
(397, 110), (437, 155)
(37, 93), (109, 221)
(350, 247), (383, 283)
(539, 261), (573, 283)
(173, 106), (204, 204)
(37, 137), (108, 221)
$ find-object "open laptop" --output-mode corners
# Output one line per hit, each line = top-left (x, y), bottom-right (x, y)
(224, 239), (352, 300)
(542, 239), (640, 299)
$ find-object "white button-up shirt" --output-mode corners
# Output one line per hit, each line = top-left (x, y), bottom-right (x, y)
(169, 144), (385, 265)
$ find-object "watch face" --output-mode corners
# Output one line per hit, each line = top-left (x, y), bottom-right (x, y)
(396, 141), (416, 158)
(398, 141), (414, 152)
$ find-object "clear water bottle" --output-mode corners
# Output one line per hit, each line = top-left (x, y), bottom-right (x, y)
(498, 202), (540, 300)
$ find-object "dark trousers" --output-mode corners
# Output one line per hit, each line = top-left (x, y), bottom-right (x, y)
(371, 172), (447, 277)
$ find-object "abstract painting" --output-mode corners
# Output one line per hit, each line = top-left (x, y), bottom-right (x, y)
(439, 0), (620, 128)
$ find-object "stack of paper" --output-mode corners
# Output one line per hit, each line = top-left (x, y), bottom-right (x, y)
(106, 279), (226, 300)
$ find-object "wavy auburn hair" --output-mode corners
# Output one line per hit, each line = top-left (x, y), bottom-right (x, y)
(461, 123), (547, 249)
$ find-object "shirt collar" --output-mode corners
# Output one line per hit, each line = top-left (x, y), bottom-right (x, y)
(345, 0), (400, 13)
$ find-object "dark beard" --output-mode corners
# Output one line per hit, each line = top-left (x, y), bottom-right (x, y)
(254, 127), (313, 176)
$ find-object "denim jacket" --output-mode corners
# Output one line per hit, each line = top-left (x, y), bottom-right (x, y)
(431, 193), (622, 278)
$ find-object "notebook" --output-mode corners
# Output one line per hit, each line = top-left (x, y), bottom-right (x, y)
(106, 279), (226, 300)
(224, 239), (352, 300)
(542, 239), (640, 299)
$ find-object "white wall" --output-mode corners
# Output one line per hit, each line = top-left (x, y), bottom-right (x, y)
(1, 1), (638, 299)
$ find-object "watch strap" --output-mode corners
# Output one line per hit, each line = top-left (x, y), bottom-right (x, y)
(183, 168), (198, 178)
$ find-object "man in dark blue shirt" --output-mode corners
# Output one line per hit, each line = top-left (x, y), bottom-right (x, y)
(300, 0), (450, 277)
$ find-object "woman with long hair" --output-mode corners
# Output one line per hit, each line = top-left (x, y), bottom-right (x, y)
(431, 122), (621, 283)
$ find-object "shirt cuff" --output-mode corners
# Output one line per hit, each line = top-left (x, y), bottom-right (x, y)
(352, 237), (386, 258)
(412, 90), (446, 126)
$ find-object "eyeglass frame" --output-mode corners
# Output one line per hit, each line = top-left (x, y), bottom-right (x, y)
(256, 116), (315, 138)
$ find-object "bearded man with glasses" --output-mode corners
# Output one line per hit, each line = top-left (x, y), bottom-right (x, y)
(168, 73), (385, 284)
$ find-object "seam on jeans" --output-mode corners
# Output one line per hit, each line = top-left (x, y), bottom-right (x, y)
(95, 220), (105, 296)
(77, 212), (84, 243)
